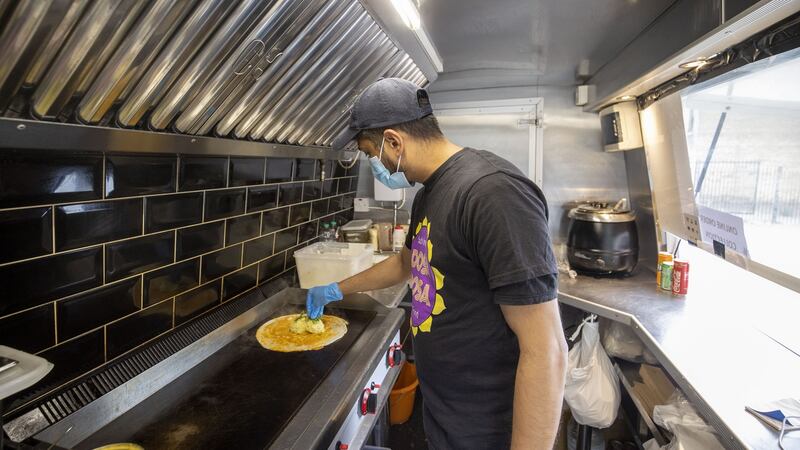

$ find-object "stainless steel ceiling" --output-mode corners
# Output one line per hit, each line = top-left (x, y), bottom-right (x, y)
(420, 0), (677, 91)
(0, 0), (427, 147)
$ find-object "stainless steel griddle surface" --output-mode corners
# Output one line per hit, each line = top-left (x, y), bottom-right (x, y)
(75, 308), (376, 450)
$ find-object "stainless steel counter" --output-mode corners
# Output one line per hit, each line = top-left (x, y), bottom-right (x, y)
(558, 250), (800, 450)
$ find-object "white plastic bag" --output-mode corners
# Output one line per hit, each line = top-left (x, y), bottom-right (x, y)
(601, 319), (659, 365)
(643, 391), (725, 450)
(564, 316), (621, 428)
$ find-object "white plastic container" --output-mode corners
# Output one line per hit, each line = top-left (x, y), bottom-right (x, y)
(294, 242), (374, 288)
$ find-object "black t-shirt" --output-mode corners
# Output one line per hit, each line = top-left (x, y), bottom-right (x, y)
(405, 148), (558, 450)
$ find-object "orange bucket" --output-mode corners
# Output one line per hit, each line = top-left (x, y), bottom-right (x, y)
(389, 362), (419, 425)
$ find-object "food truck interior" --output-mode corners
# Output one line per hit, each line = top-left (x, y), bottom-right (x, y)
(1, 0), (799, 449)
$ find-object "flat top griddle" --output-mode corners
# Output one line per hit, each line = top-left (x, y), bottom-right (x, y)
(76, 308), (376, 450)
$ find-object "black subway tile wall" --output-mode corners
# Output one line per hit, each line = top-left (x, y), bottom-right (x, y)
(179, 156), (228, 191)
(105, 231), (174, 282)
(175, 280), (222, 325)
(223, 264), (258, 300)
(279, 183), (303, 206)
(105, 155), (176, 198)
(201, 245), (242, 282)
(230, 157), (265, 187)
(145, 192), (203, 232)
(205, 188), (245, 220)
(0, 150), (358, 414)
(226, 213), (260, 245)
(0, 206), (52, 263)
(176, 221), (224, 259)
(247, 185), (278, 212)
(0, 151), (103, 208)
(55, 199), (143, 251)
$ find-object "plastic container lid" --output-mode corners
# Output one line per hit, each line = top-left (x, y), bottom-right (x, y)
(294, 242), (373, 260)
(341, 219), (373, 232)
(0, 345), (53, 400)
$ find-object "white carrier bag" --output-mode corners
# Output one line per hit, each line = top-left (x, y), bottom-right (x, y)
(564, 315), (621, 428)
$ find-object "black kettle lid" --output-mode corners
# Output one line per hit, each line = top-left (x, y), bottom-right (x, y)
(568, 198), (636, 223)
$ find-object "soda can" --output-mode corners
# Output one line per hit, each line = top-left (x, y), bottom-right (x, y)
(672, 259), (689, 295)
(660, 261), (674, 291)
(656, 251), (673, 286)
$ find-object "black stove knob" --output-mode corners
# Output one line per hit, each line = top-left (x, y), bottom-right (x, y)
(387, 344), (404, 367)
(360, 387), (378, 415)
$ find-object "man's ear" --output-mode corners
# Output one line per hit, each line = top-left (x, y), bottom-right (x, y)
(383, 129), (404, 156)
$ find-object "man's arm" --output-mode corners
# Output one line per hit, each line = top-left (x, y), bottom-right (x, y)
(500, 300), (568, 450)
(338, 247), (411, 295)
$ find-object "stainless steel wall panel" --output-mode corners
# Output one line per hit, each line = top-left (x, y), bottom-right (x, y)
(214, 1), (364, 136)
(0, 1), (51, 111)
(240, 15), (375, 140)
(31, 0), (147, 119)
(117, 0), (238, 128)
(78, 0), (197, 124)
(260, 32), (391, 143)
(205, 0), (353, 137)
(175, 0), (327, 135)
(276, 42), (399, 143)
(148, 0), (274, 130)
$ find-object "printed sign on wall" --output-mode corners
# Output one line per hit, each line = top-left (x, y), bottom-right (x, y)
(697, 206), (750, 258)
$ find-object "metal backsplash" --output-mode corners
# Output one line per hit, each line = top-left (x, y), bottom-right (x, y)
(624, 148), (659, 273)
(0, 0), (427, 147)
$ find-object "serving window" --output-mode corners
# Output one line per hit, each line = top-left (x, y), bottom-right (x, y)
(641, 47), (800, 290)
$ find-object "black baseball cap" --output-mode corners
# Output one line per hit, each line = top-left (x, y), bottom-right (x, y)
(332, 78), (433, 150)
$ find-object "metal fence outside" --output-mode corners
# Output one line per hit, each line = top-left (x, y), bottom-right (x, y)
(694, 161), (800, 225)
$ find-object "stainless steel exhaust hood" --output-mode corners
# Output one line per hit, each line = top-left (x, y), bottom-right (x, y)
(0, 0), (429, 152)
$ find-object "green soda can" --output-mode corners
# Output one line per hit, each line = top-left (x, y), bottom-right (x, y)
(660, 261), (674, 291)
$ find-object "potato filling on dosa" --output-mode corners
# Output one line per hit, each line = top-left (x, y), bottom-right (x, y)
(256, 313), (348, 352)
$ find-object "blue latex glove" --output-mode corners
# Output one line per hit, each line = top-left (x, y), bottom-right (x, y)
(306, 282), (343, 319)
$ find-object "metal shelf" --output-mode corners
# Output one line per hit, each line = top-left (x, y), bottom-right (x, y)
(0, 118), (352, 160)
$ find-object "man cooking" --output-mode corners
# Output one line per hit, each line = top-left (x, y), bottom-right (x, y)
(306, 78), (567, 450)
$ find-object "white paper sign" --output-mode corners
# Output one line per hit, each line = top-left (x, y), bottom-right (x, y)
(697, 206), (750, 258)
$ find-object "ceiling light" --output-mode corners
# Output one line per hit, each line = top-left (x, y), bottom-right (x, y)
(679, 53), (720, 70)
(391, 0), (421, 30)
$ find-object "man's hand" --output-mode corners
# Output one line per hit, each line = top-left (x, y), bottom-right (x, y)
(306, 282), (343, 319)
(501, 300), (568, 450)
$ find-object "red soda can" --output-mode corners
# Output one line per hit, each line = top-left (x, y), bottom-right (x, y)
(672, 259), (689, 295)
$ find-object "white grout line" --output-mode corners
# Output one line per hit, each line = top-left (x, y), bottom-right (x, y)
(101, 154), (107, 200)
(201, 190), (206, 222)
(53, 302), (58, 345)
(50, 205), (56, 254)
(175, 155), (181, 192)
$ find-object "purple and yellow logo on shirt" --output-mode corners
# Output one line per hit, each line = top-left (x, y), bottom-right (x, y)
(410, 217), (445, 335)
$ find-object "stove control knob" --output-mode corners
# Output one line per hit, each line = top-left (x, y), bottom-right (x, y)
(387, 344), (404, 367)
(360, 388), (378, 415)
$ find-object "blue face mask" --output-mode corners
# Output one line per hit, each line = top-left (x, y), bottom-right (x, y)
(369, 138), (412, 189)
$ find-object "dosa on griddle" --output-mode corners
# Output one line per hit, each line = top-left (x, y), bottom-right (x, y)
(256, 314), (348, 352)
